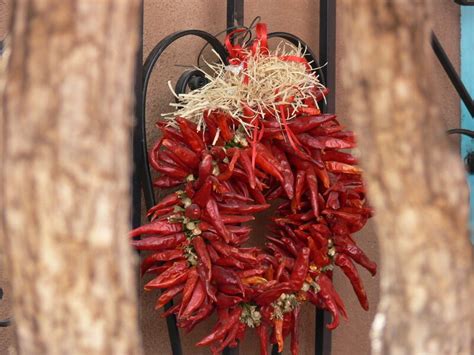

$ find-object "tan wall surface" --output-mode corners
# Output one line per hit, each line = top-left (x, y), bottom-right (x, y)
(0, 1), (460, 354)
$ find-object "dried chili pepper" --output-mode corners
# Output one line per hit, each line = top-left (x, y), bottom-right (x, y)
(129, 220), (183, 238)
(181, 279), (206, 318)
(289, 247), (310, 290)
(257, 323), (270, 355)
(131, 233), (186, 251)
(155, 283), (185, 309)
(306, 167), (320, 218)
(291, 306), (301, 355)
(179, 267), (199, 317)
(206, 197), (232, 243)
(196, 307), (241, 346)
(274, 318), (284, 353)
(176, 117), (205, 153)
(335, 254), (369, 310)
(144, 261), (188, 289)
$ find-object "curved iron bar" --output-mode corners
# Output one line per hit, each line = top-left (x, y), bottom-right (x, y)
(141, 30), (228, 355)
(447, 128), (474, 138)
(175, 69), (209, 98)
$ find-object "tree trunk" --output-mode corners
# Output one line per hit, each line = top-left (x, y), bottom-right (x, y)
(340, 1), (473, 354)
(1, 1), (143, 354)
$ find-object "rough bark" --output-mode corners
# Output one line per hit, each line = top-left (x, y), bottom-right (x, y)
(1, 1), (142, 354)
(340, 1), (473, 354)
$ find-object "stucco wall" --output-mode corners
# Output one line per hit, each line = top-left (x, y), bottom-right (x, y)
(0, 1), (460, 354)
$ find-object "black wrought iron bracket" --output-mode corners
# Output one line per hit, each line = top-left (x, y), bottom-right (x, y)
(455, 0), (474, 6)
(431, 32), (474, 118)
(0, 288), (12, 327)
(134, 0), (335, 354)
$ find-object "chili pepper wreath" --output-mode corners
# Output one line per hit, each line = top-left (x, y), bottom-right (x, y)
(130, 24), (376, 355)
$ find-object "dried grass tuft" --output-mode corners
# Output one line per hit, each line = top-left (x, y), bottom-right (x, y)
(163, 42), (326, 135)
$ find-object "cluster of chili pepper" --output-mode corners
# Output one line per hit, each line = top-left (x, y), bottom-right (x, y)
(130, 23), (376, 355)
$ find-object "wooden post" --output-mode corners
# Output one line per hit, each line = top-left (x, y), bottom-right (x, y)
(1, 1), (143, 353)
(340, 1), (473, 354)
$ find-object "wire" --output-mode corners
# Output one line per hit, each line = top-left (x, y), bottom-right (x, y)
(196, 16), (262, 68)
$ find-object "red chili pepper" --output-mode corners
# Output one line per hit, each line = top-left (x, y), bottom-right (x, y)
(141, 249), (184, 275)
(240, 149), (257, 189)
(145, 263), (172, 275)
(196, 307), (241, 346)
(291, 306), (301, 355)
(288, 114), (337, 133)
(215, 256), (246, 269)
(257, 323), (270, 355)
(218, 202), (270, 214)
(197, 261), (217, 302)
(129, 220), (183, 238)
(238, 266), (266, 279)
(335, 253), (369, 310)
(157, 122), (184, 141)
(255, 281), (294, 305)
(272, 145), (294, 199)
(181, 279), (206, 318)
(307, 237), (329, 267)
(191, 236), (211, 270)
(220, 214), (255, 224)
(203, 111), (219, 144)
(144, 261), (188, 289)
(206, 197), (232, 243)
(274, 318), (284, 353)
(322, 150), (358, 165)
(193, 178), (213, 208)
(291, 169), (306, 212)
(290, 247), (310, 290)
(275, 258), (287, 281)
(153, 176), (183, 188)
(316, 274), (348, 329)
(158, 148), (189, 170)
(211, 265), (244, 295)
(155, 161), (190, 179)
(180, 302), (214, 332)
(131, 233), (186, 251)
(254, 143), (285, 183)
(221, 191), (253, 204)
(306, 167), (320, 218)
(149, 138), (163, 171)
(298, 134), (356, 150)
(162, 138), (200, 168)
(216, 293), (243, 308)
(215, 113), (234, 141)
(161, 303), (180, 318)
(184, 204), (201, 219)
(194, 153), (213, 188)
(218, 149), (240, 181)
(147, 192), (180, 215)
(322, 209), (363, 225)
(176, 117), (205, 153)
(334, 237), (376, 276)
(206, 243), (220, 262)
(155, 283), (185, 309)
(148, 206), (176, 221)
(326, 191), (340, 210)
(178, 267), (199, 317)
(249, 186), (267, 204)
(325, 161), (362, 175)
